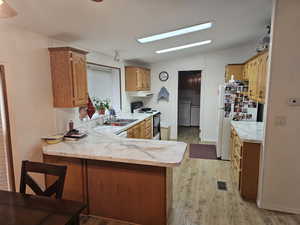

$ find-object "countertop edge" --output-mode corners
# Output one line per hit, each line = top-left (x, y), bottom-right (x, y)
(42, 150), (186, 168)
(230, 121), (263, 144)
(43, 141), (188, 168)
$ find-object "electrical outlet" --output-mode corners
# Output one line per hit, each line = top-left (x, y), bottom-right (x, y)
(287, 98), (300, 106)
(275, 116), (287, 127)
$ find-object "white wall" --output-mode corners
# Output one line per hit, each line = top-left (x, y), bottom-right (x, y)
(147, 44), (256, 140)
(0, 24), (131, 187)
(258, 0), (300, 214)
(0, 24), (56, 187)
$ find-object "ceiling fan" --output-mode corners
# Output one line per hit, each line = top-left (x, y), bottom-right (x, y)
(0, 0), (17, 18)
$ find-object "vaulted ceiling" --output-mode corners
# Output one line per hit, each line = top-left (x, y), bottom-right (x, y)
(5, 0), (273, 63)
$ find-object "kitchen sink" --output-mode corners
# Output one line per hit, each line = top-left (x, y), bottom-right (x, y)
(104, 119), (138, 126)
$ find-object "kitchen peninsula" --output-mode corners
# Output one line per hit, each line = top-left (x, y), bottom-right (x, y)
(43, 129), (187, 225)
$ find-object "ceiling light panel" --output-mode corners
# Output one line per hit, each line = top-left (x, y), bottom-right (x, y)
(156, 40), (212, 54)
(137, 22), (212, 43)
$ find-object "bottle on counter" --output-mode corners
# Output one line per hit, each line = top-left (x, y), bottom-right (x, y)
(69, 120), (74, 131)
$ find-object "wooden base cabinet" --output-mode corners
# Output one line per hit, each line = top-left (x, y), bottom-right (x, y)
(43, 155), (88, 211)
(127, 118), (153, 139)
(87, 160), (172, 225)
(43, 155), (172, 225)
(231, 127), (261, 201)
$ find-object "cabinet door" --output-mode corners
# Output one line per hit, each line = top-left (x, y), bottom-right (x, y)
(143, 69), (151, 91)
(258, 53), (269, 103)
(255, 56), (262, 101)
(44, 155), (88, 207)
(136, 69), (144, 91)
(242, 66), (246, 81)
(248, 60), (258, 100)
(127, 127), (134, 138)
(133, 125), (141, 138)
(226, 65), (243, 81)
(71, 52), (88, 106)
(140, 121), (146, 139)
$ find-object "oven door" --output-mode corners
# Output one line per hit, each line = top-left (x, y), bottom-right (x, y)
(153, 113), (161, 139)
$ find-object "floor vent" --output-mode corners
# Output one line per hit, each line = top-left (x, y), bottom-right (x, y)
(217, 181), (227, 191)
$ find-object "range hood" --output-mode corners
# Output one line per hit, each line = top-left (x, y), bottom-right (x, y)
(126, 91), (153, 98)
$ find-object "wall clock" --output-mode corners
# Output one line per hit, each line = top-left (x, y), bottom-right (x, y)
(159, 71), (169, 82)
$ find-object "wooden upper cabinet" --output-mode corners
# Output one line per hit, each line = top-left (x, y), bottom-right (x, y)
(125, 66), (151, 91)
(225, 64), (244, 82)
(257, 52), (269, 103)
(142, 69), (151, 90)
(49, 47), (89, 108)
(245, 51), (269, 103)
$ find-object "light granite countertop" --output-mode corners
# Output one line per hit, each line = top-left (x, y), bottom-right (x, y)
(93, 111), (159, 135)
(231, 121), (264, 143)
(43, 111), (187, 168)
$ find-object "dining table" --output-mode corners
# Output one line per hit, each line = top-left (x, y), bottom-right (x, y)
(0, 190), (87, 225)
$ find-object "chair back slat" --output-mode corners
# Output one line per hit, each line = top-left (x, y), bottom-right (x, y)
(20, 160), (67, 199)
(22, 161), (66, 176)
(25, 174), (44, 195)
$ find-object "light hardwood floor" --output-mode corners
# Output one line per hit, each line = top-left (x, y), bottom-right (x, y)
(178, 126), (201, 144)
(81, 127), (300, 225)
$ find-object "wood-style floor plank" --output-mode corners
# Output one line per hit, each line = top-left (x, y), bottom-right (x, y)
(81, 127), (300, 225)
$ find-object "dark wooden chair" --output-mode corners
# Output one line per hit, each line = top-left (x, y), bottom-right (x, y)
(20, 160), (67, 199)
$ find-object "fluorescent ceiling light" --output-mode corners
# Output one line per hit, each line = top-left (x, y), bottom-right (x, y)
(137, 22), (212, 43)
(156, 40), (212, 54)
(0, 0), (18, 18)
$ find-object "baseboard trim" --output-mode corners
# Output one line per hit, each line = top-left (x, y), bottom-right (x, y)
(200, 140), (216, 144)
(257, 200), (300, 214)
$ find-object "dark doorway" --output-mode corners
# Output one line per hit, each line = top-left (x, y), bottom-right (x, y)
(177, 70), (201, 143)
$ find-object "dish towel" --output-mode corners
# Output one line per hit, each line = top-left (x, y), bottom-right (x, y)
(158, 86), (170, 102)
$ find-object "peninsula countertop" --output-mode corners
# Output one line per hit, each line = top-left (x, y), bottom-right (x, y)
(43, 131), (188, 168)
(231, 121), (264, 144)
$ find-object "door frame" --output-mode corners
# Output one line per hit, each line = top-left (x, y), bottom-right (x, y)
(0, 65), (15, 191)
(177, 70), (202, 136)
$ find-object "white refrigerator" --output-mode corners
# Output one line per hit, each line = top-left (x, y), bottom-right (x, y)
(216, 82), (258, 160)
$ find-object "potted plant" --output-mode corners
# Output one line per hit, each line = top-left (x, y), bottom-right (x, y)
(92, 97), (110, 115)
